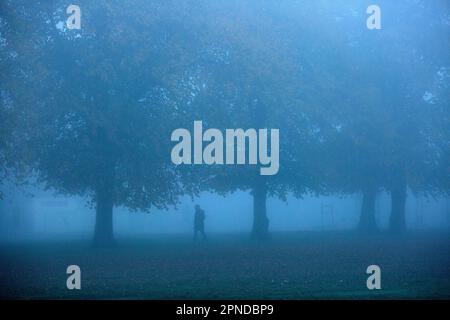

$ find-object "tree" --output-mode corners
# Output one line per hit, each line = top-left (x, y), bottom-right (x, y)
(171, 1), (320, 239)
(370, 1), (450, 233)
(0, 2), (35, 199)
(310, 0), (450, 233)
(2, 0), (207, 246)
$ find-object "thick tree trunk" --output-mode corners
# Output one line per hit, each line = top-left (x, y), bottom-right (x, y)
(358, 185), (377, 233)
(92, 162), (116, 247)
(92, 128), (116, 247)
(251, 182), (269, 240)
(93, 185), (115, 247)
(389, 171), (407, 233)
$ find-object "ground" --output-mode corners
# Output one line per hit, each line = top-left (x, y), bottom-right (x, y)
(0, 231), (449, 299)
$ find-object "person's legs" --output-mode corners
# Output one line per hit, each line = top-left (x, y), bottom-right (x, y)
(200, 225), (206, 240)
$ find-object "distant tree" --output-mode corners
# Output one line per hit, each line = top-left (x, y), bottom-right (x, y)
(321, 0), (450, 233)
(282, 1), (388, 233)
(371, 1), (450, 233)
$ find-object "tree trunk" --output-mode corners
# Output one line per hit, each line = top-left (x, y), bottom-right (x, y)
(358, 185), (377, 233)
(93, 184), (115, 247)
(92, 127), (117, 247)
(389, 171), (407, 233)
(93, 159), (116, 247)
(251, 181), (269, 240)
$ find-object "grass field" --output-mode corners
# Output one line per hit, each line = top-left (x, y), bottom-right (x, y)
(0, 231), (449, 299)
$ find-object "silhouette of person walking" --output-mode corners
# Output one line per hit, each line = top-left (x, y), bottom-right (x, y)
(193, 204), (206, 240)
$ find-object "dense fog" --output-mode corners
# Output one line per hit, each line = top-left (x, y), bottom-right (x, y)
(0, 0), (449, 300)
(1, 185), (448, 241)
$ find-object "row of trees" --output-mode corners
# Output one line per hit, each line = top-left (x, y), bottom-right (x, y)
(1, 0), (449, 245)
